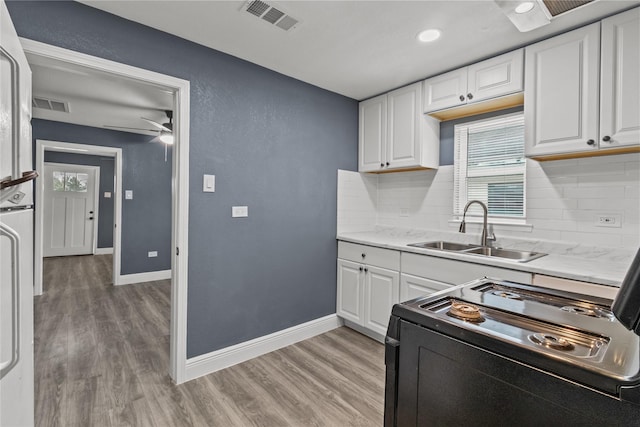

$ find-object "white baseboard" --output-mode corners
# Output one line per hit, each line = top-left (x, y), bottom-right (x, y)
(117, 269), (171, 285)
(94, 247), (114, 255)
(185, 314), (343, 382)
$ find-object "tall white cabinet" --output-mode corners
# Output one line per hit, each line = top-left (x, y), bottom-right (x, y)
(600, 8), (640, 148)
(359, 82), (439, 172)
(525, 8), (640, 158)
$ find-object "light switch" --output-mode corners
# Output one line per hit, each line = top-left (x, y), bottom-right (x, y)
(125, 190), (133, 200)
(104, 192), (112, 198)
(232, 206), (248, 218)
(203, 174), (215, 193)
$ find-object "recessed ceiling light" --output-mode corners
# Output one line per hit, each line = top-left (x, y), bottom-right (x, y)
(515, 2), (535, 14)
(417, 29), (441, 43)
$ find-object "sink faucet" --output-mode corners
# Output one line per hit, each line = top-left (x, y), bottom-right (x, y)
(458, 200), (496, 247)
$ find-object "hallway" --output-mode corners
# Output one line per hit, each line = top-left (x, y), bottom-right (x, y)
(36, 255), (384, 426)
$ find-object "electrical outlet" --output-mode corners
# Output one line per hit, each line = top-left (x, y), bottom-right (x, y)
(595, 213), (621, 228)
(148, 251), (158, 257)
(232, 206), (248, 218)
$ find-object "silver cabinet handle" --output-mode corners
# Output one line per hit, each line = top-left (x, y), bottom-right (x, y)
(0, 223), (21, 379)
(0, 46), (22, 203)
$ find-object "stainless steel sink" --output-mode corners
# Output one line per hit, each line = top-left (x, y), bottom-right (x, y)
(406, 241), (547, 263)
(463, 247), (547, 263)
(407, 241), (480, 251)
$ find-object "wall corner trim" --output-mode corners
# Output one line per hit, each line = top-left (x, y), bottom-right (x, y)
(95, 247), (114, 255)
(184, 314), (344, 382)
(118, 269), (171, 286)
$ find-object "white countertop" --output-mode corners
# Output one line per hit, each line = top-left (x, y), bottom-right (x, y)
(337, 227), (636, 288)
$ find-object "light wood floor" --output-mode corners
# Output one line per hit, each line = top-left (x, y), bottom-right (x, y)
(37, 255), (385, 426)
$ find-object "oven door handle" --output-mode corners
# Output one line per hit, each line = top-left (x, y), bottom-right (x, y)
(384, 336), (400, 427)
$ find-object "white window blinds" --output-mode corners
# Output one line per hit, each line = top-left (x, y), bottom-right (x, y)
(453, 113), (525, 218)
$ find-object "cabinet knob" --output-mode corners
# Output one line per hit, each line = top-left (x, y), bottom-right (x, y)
(380, 163), (384, 167)
(586, 139), (595, 146)
(602, 135), (611, 142)
(359, 266), (363, 272)
(361, 253), (366, 258)
(459, 95), (465, 102)
(386, 162), (390, 166)
(467, 93), (474, 100)
(364, 268), (368, 273)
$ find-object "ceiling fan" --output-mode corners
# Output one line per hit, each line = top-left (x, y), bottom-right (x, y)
(104, 110), (174, 144)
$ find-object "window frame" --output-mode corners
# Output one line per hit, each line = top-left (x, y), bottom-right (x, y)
(453, 111), (527, 222)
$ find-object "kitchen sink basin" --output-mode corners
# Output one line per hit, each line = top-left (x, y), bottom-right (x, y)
(463, 247), (547, 263)
(407, 241), (547, 263)
(407, 241), (480, 251)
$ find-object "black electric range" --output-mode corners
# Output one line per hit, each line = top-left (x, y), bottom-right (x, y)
(384, 251), (640, 426)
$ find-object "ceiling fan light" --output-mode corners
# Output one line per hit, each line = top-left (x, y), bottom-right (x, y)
(515, 2), (535, 14)
(159, 131), (174, 145)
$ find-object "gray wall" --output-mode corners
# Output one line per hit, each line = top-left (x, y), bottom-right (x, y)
(43, 151), (115, 249)
(8, 1), (359, 357)
(34, 119), (172, 275)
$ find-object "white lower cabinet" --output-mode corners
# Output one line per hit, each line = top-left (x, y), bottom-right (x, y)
(337, 242), (400, 340)
(363, 265), (399, 336)
(400, 273), (452, 302)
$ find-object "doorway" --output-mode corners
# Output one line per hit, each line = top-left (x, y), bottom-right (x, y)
(23, 38), (190, 384)
(42, 162), (99, 257)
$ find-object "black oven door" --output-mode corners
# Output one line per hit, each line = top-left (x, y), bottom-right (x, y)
(394, 319), (638, 427)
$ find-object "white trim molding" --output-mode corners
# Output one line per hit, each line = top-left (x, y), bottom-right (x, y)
(185, 315), (343, 382)
(23, 38), (191, 384)
(95, 247), (114, 255)
(118, 269), (172, 286)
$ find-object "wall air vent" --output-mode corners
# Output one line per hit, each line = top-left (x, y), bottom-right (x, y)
(542, 0), (594, 17)
(32, 97), (69, 113)
(242, 0), (299, 31)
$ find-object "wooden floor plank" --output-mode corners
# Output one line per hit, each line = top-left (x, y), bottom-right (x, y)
(36, 254), (385, 426)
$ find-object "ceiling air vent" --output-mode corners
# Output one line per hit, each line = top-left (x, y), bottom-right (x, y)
(243, 0), (299, 31)
(32, 97), (69, 113)
(542, 0), (594, 17)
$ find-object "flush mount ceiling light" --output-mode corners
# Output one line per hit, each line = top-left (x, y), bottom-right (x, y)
(514, 2), (535, 14)
(495, 0), (551, 32)
(417, 29), (441, 43)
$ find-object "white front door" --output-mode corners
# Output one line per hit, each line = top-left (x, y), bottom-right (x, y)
(43, 163), (98, 257)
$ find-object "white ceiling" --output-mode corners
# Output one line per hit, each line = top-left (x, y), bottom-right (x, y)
(28, 53), (174, 136)
(78, 0), (639, 100)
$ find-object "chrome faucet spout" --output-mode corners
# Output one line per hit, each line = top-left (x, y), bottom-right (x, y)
(459, 200), (495, 247)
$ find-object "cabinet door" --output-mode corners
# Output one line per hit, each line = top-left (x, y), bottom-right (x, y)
(359, 94), (387, 172)
(600, 8), (640, 148)
(525, 23), (601, 157)
(467, 49), (523, 104)
(363, 265), (399, 336)
(337, 259), (364, 324)
(423, 68), (468, 113)
(387, 82), (422, 170)
(400, 273), (452, 302)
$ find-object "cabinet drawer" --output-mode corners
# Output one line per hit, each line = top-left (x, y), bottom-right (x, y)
(402, 252), (532, 285)
(338, 241), (400, 270)
(400, 273), (453, 302)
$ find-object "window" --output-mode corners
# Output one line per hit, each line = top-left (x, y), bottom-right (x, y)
(453, 113), (525, 219)
(52, 171), (88, 192)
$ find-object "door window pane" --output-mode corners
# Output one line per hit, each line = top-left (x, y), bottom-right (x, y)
(52, 171), (65, 191)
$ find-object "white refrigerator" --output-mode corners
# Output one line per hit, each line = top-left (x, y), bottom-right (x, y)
(1, 0), (35, 425)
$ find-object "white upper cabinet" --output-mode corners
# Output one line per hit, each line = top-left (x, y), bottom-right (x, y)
(359, 82), (439, 172)
(424, 49), (524, 113)
(423, 68), (468, 112)
(600, 8), (640, 148)
(525, 23), (601, 157)
(525, 9), (640, 159)
(358, 94), (387, 171)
